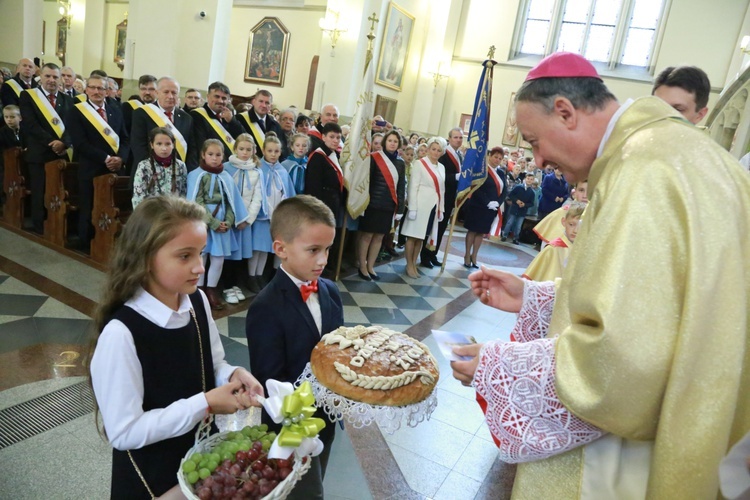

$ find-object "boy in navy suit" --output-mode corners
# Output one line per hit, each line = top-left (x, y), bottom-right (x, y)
(245, 194), (343, 500)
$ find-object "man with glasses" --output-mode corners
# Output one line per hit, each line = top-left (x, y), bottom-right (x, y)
(67, 75), (129, 251)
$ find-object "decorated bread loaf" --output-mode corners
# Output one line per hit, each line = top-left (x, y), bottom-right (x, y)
(310, 325), (439, 406)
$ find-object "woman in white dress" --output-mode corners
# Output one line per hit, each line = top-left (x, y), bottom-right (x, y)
(401, 137), (446, 278)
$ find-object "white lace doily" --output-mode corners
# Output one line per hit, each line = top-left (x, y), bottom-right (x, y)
(296, 363), (438, 434)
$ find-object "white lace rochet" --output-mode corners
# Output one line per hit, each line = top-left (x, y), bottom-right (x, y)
(510, 279), (556, 343)
(474, 338), (603, 463)
(296, 363), (438, 434)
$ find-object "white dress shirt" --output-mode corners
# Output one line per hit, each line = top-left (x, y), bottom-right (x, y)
(90, 288), (237, 450)
(280, 265), (322, 334)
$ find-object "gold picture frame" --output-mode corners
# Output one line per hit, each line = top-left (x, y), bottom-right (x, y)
(375, 2), (415, 92)
(114, 18), (128, 71)
(55, 17), (68, 61)
(502, 92), (520, 146)
(374, 95), (398, 124)
(244, 17), (290, 87)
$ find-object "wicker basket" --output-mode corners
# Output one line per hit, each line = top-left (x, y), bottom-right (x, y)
(177, 430), (311, 500)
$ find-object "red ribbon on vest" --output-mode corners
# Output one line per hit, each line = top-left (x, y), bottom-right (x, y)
(371, 151), (398, 207)
(446, 148), (461, 173)
(488, 168), (502, 196)
(309, 149), (344, 191)
(420, 158), (442, 218)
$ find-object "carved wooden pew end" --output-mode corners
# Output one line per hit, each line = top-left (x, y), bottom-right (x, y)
(91, 174), (132, 265)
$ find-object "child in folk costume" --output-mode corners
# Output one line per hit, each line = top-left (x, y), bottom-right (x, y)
(88, 196), (262, 500)
(401, 137), (446, 279)
(462, 146), (508, 268)
(523, 201), (585, 282)
(248, 132), (295, 292)
(281, 132), (310, 194)
(187, 139), (248, 310)
(131, 127), (188, 208)
(533, 180), (588, 249)
(357, 130), (406, 281)
(223, 133), (262, 301)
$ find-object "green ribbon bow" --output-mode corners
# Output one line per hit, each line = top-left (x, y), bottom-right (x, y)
(277, 381), (326, 448)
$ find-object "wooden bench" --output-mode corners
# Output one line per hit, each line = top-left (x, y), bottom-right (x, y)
(43, 159), (79, 247)
(91, 174), (132, 265)
(3, 147), (30, 228)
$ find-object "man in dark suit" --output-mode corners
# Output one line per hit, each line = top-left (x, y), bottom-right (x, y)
(130, 76), (192, 169)
(421, 127), (463, 267)
(1, 58), (37, 107)
(307, 103), (340, 153)
(187, 81), (243, 170)
(245, 195), (343, 500)
(60, 66), (79, 98)
(67, 75), (129, 250)
(121, 74), (157, 133)
(19, 63), (74, 234)
(236, 89), (284, 159)
(182, 88), (202, 112)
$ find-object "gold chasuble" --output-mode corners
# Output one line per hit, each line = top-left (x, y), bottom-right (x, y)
(511, 97), (750, 499)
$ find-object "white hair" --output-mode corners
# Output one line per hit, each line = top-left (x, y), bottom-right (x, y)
(426, 136), (447, 153)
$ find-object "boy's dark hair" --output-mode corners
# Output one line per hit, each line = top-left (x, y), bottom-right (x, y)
(321, 122), (342, 136)
(208, 81), (231, 95)
(652, 66), (710, 111)
(271, 195), (335, 242)
(138, 74), (157, 87)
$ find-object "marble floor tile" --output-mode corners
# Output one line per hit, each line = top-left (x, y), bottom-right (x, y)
(360, 307), (410, 325)
(453, 435), (501, 482)
(386, 442), (450, 498)
(0, 277), (47, 296)
(33, 297), (91, 320)
(383, 416), (472, 469)
(400, 308), (434, 325)
(433, 470), (483, 500)
(429, 388), (486, 435)
(375, 282), (420, 297)
(342, 305), (370, 324)
(348, 292), (398, 309)
(323, 428), (373, 500)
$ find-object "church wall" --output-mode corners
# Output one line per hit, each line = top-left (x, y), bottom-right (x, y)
(440, 0), (749, 149)
(224, 4), (325, 107)
(100, 3), (128, 78)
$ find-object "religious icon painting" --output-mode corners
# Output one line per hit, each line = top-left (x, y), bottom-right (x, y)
(114, 17), (128, 71)
(56, 17), (68, 61)
(244, 17), (290, 87)
(376, 2), (415, 92)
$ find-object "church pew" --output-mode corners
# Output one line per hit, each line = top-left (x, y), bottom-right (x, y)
(43, 159), (79, 247)
(3, 147), (30, 228)
(90, 174), (132, 265)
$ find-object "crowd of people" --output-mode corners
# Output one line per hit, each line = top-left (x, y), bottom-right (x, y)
(3, 52), (750, 499)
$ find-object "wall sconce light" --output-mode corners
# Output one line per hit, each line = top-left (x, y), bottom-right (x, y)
(741, 35), (750, 55)
(428, 61), (451, 89)
(58, 0), (72, 29)
(319, 9), (347, 52)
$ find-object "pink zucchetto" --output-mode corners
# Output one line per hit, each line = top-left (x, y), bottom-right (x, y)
(525, 52), (602, 82)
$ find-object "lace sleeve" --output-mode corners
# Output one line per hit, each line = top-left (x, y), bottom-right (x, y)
(509, 279), (556, 343)
(473, 338), (603, 463)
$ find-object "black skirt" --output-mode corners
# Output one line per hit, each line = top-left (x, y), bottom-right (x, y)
(463, 200), (498, 234)
(359, 207), (394, 234)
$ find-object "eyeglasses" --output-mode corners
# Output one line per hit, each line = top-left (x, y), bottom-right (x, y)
(87, 86), (106, 92)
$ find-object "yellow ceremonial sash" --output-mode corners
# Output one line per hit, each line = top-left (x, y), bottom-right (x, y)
(127, 99), (143, 110)
(238, 112), (264, 149)
(194, 108), (235, 151)
(142, 104), (188, 161)
(6, 79), (23, 97)
(26, 89), (65, 139)
(75, 102), (120, 153)
(77, 94), (87, 102)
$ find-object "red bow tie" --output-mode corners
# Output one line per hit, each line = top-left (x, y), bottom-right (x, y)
(300, 280), (318, 302)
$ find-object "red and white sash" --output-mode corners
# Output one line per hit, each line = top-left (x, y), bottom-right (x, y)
(489, 213), (503, 238)
(421, 158), (442, 250)
(446, 146), (461, 173)
(310, 148), (344, 190)
(488, 167), (503, 196)
(371, 151), (398, 206)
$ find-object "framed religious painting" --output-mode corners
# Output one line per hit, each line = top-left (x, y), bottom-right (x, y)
(244, 17), (290, 87)
(114, 17), (128, 71)
(374, 95), (398, 124)
(502, 92), (520, 146)
(375, 2), (415, 92)
(459, 113), (472, 135)
(56, 17), (68, 60)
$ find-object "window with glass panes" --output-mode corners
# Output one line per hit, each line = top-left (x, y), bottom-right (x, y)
(515, 0), (668, 69)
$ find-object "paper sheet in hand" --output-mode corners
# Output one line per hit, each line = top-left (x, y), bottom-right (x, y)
(432, 330), (477, 361)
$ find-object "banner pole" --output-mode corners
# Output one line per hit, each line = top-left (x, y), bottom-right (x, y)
(334, 223), (347, 282)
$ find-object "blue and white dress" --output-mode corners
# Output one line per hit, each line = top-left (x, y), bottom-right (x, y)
(224, 157), (262, 260)
(252, 159), (296, 253)
(186, 168), (248, 257)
